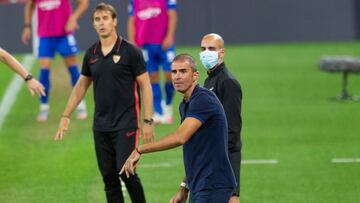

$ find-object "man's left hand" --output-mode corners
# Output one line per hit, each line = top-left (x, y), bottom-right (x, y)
(141, 123), (154, 144)
(162, 35), (173, 50)
(26, 79), (46, 97)
(54, 117), (71, 141)
(169, 188), (189, 203)
(228, 195), (240, 203)
(65, 16), (79, 33)
(119, 149), (141, 178)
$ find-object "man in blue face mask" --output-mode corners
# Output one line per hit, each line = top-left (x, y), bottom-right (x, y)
(200, 33), (243, 203)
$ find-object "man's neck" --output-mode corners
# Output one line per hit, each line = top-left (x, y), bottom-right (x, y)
(100, 32), (117, 48)
(99, 32), (117, 56)
(208, 61), (223, 74)
(183, 83), (197, 102)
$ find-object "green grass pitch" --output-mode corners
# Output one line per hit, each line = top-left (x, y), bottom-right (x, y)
(0, 42), (359, 202)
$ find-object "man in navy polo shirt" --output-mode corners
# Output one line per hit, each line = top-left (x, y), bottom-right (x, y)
(120, 53), (236, 203)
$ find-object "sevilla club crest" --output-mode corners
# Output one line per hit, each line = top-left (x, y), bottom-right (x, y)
(113, 54), (121, 63)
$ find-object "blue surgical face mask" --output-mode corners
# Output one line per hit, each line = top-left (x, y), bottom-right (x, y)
(200, 50), (219, 70)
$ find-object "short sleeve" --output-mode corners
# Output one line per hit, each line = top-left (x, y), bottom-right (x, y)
(128, 0), (134, 16)
(81, 50), (92, 77)
(167, 0), (176, 10)
(187, 92), (217, 124)
(130, 46), (147, 77)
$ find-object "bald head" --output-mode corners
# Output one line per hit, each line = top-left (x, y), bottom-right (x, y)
(200, 33), (225, 66)
(201, 33), (224, 49)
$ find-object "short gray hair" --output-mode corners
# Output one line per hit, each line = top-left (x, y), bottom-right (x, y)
(172, 54), (197, 72)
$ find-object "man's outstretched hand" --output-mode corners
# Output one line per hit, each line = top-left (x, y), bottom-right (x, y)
(119, 149), (141, 178)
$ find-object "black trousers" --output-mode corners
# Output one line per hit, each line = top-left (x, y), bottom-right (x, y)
(229, 149), (241, 197)
(94, 129), (146, 203)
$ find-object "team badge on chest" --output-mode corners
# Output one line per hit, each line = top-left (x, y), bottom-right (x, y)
(113, 54), (121, 63)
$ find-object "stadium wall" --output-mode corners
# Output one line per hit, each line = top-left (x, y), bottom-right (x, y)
(0, 0), (357, 53)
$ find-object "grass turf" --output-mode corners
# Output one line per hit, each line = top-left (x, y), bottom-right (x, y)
(0, 42), (359, 202)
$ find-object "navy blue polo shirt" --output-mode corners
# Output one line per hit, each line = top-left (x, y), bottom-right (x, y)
(179, 85), (236, 193)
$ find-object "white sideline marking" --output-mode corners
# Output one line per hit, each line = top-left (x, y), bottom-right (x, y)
(242, 159), (279, 164)
(331, 158), (360, 163)
(141, 163), (174, 168)
(139, 160), (279, 169)
(0, 55), (36, 129)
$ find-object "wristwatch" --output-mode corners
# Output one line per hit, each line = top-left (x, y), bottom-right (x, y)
(180, 182), (189, 190)
(143, 118), (154, 125)
(24, 74), (33, 82)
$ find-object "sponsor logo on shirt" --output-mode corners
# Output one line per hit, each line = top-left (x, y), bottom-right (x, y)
(38, 0), (61, 11)
(126, 131), (136, 137)
(137, 7), (162, 20)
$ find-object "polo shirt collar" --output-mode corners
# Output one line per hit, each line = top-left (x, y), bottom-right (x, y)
(183, 84), (201, 103)
(94, 35), (123, 57)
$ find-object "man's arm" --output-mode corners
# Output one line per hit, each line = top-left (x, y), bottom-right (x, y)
(120, 117), (202, 177)
(136, 72), (154, 144)
(127, 16), (135, 45)
(170, 177), (189, 203)
(139, 117), (201, 152)
(162, 9), (177, 49)
(65, 0), (89, 32)
(22, 0), (35, 45)
(54, 75), (92, 141)
(221, 79), (242, 147)
(221, 79), (242, 201)
(0, 48), (45, 96)
(0, 48), (31, 79)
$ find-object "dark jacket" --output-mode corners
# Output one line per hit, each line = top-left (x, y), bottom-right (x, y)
(204, 63), (242, 151)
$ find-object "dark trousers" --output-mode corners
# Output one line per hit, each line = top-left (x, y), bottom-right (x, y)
(189, 188), (233, 203)
(229, 149), (241, 196)
(94, 129), (146, 203)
